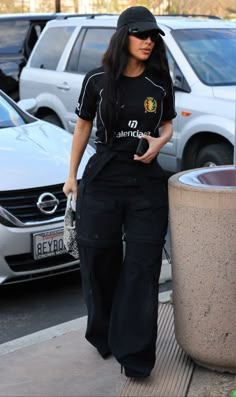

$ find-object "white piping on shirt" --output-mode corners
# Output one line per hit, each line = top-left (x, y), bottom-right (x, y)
(145, 76), (166, 94)
(145, 75), (177, 119)
(78, 70), (105, 117)
(98, 88), (108, 143)
(145, 76), (164, 136)
(78, 71), (110, 143)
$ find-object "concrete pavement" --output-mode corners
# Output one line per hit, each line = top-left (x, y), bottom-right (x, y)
(0, 291), (235, 396)
(0, 261), (235, 396)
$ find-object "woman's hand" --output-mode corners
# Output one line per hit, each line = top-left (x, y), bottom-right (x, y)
(63, 176), (78, 200)
(133, 135), (163, 163)
(133, 120), (173, 163)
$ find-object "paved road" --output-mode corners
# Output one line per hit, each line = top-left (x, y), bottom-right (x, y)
(0, 268), (172, 345)
(0, 271), (86, 344)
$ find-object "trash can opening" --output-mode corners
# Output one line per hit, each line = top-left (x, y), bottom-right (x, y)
(179, 166), (236, 188)
(197, 168), (236, 187)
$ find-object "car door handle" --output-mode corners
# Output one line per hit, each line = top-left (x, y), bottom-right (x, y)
(57, 82), (70, 91)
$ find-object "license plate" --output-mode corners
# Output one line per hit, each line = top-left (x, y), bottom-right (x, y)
(33, 228), (65, 260)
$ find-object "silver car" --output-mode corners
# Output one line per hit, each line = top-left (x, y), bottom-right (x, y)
(0, 90), (94, 285)
(19, 15), (236, 172)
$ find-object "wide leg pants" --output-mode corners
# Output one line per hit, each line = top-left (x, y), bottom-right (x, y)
(77, 177), (168, 376)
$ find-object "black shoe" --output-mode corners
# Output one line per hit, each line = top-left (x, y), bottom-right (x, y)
(122, 365), (150, 379)
(97, 348), (111, 359)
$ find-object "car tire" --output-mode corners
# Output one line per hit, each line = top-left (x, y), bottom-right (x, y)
(42, 114), (63, 128)
(195, 143), (233, 168)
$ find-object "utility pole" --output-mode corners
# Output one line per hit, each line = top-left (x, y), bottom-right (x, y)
(55, 0), (61, 12)
(73, 0), (78, 13)
(168, 0), (171, 14)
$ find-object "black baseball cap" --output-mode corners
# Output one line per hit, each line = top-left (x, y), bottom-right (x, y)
(117, 6), (165, 36)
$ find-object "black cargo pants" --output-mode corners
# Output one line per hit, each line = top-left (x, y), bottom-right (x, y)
(76, 160), (168, 376)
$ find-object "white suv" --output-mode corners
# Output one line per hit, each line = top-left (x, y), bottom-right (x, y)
(20, 15), (236, 173)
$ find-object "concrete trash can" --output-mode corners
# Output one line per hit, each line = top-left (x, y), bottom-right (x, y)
(168, 165), (236, 373)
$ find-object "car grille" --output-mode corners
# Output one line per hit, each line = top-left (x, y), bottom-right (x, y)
(0, 183), (68, 224)
(5, 252), (79, 272)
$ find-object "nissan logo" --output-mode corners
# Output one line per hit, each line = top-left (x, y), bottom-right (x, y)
(37, 193), (59, 215)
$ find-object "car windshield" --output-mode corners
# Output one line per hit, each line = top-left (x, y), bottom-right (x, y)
(0, 95), (25, 128)
(172, 28), (236, 86)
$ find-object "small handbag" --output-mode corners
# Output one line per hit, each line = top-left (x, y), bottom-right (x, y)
(63, 193), (79, 259)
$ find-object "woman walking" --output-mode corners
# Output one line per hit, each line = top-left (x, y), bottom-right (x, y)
(63, 6), (176, 378)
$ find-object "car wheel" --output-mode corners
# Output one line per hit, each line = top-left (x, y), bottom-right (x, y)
(42, 114), (63, 127)
(195, 143), (233, 168)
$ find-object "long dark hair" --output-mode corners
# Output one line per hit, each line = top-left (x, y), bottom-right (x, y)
(102, 26), (171, 140)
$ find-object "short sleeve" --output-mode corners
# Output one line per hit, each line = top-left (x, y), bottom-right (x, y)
(75, 71), (97, 121)
(161, 75), (177, 121)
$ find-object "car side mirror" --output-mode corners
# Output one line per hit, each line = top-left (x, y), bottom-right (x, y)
(17, 98), (37, 114)
(173, 73), (191, 93)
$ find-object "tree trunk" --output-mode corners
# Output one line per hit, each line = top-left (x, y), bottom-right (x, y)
(55, 0), (61, 12)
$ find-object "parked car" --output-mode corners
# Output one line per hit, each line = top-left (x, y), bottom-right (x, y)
(0, 12), (78, 101)
(0, 89), (94, 285)
(19, 15), (236, 173)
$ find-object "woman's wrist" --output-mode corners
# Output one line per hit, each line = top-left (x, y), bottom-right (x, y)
(154, 135), (168, 151)
(68, 174), (77, 180)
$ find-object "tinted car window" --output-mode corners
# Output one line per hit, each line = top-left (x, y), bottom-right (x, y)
(66, 30), (85, 73)
(0, 20), (30, 54)
(30, 26), (75, 70)
(173, 28), (236, 85)
(67, 28), (115, 75)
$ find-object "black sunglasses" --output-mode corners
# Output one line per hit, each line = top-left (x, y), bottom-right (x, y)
(128, 30), (158, 42)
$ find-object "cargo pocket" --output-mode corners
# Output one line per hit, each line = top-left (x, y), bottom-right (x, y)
(77, 191), (122, 247)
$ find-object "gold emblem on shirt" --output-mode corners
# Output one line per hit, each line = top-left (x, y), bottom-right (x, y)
(144, 97), (157, 113)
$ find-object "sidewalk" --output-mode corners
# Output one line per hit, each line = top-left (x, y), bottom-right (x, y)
(0, 263), (235, 397)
